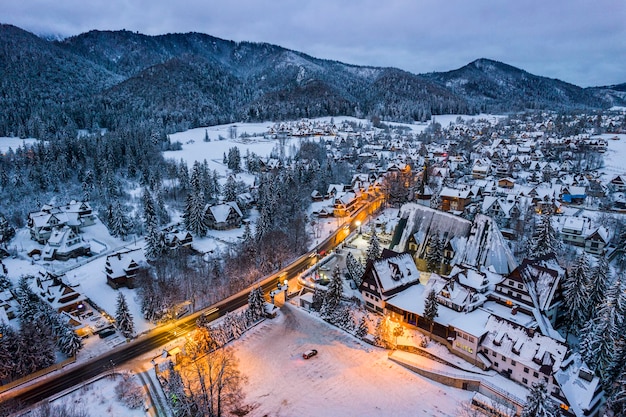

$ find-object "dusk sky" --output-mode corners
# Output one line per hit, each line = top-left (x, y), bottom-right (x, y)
(2, 0), (625, 87)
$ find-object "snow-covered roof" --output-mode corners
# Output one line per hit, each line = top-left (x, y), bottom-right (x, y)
(554, 355), (603, 417)
(106, 249), (147, 279)
(208, 202), (242, 223)
(393, 204), (517, 275)
(481, 315), (567, 375)
(372, 252), (420, 296)
(447, 308), (492, 338)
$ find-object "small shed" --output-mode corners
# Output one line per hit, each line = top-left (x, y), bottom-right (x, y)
(299, 292), (315, 311)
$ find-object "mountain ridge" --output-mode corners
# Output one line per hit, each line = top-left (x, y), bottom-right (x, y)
(0, 24), (623, 137)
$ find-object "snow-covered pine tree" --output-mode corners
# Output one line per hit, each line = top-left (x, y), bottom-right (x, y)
(16, 320), (56, 376)
(110, 200), (133, 239)
(0, 323), (17, 380)
(607, 364), (626, 416)
(223, 175), (238, 202)
(366, 224), (381, 261)
(430, 191), (442, 210)
(246, 286), (265, 323)
(423, 289), (439, 335)
(528, 213), (560, 260)
(115, 292), (135, 339)
(426, 234), (442, 273)
(142, 188), (157, 229)
(585, 256), (610, 317)
(321, 265), (344, 318)
(227, 147), (241, 172)
(163, 360), (193, 416)
(178, 160), (190, 194)
(241, 222), (257, 261)
(355, 316), (368, 339)
(183, 191), (207, 236)
(0, 211), (15, 245)
(311, 287), (324, 311)
(563, 253), (591, 336)
(144, 223), (165, 260)
(57, 327), (83, 357)
(373, 317), (391, 348)
(521, 381), (559, 417)
(586, 296), (619, 387)
(346, 251), (365, 286)
(155, 188), (170, 225)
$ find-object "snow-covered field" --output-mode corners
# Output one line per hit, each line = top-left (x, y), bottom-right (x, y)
(235, 304), (473, 417)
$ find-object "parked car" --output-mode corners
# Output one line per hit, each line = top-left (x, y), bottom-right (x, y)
(98, 328), (116, 339)
(302, 349), (318, 359)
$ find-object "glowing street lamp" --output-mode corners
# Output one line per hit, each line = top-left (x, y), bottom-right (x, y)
(355, 220), (361, 235)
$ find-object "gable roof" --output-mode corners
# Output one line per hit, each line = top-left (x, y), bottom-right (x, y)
(392, 204), (518, 274)
(368, 251), (420, 297)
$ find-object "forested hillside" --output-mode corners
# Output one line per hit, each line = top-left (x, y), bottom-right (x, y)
(1, 24), (621, 140)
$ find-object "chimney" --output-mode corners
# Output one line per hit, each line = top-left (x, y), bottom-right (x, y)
(511, 305), (518, 315)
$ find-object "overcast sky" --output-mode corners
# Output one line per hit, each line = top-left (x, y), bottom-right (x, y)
(2, 0), (625, 87)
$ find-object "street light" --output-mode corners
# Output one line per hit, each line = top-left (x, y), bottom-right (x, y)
(356, 220), (361, 235)
(283, 279), (289, 301)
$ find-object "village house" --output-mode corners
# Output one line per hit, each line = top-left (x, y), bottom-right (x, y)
(332, 191), (361, 217)
(205, 202), (243, 230)
(359, 250), (420, 313)
(390, 204), (518, 276)
(439, 186), (473, 213)
(42, 225), (91, 261)
(31, 273), (87, 316)
(557, 216), (611, 255)
(105, 248), (148, 289)
(163, 228), (193, 248)
(28, 201), (95, 244)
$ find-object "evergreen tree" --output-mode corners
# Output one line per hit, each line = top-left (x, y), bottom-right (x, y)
(581, 295), (619, 387)
(109, 200), (133, 239)
(183, 191), (207, 236)
(227, 146), (241, 172)
(321, 265), (343, 318)
(423, 289), (439, 335)
(246, 286), (265, 323)
(240, 222), (257, 262)
(563, 253), (591, 335)
(144, 223), (165, 260)
(0, 212), (15, 245)
(373, 317), (391, 348)
(115, 292), (135, 339)
(163, 360), (193, 416)
(521, 381), (558, 417)
(426, 234), (443, 273)
(587, 255), (610, 315)
(0, 323), (17, 380)
(142, 188), (157, 229)
(57, 327), (83, 357)
(608, 365), (626, 416)
(346, 252), (365, 286)
(355, 316), (368, 339)
(528, 213), (560, 259)
(366, 224), (381, 261)
(223, 175), (238, 202)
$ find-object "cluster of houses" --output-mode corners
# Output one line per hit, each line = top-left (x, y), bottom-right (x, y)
(357, 204), (603, 416)
(303, 112), (625, 259)
(27, 201), (94, 261)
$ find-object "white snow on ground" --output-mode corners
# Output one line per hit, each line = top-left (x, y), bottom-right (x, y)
(48, 374), (146, 417)
(597, 133), (626, 181)
(234, 304), (473, 417)
(0, 137), (38, 153)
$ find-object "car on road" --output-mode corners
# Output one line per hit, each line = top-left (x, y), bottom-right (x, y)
(302, 349), (318, 359)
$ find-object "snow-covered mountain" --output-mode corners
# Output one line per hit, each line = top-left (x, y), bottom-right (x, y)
(0, 24), (621, 138)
